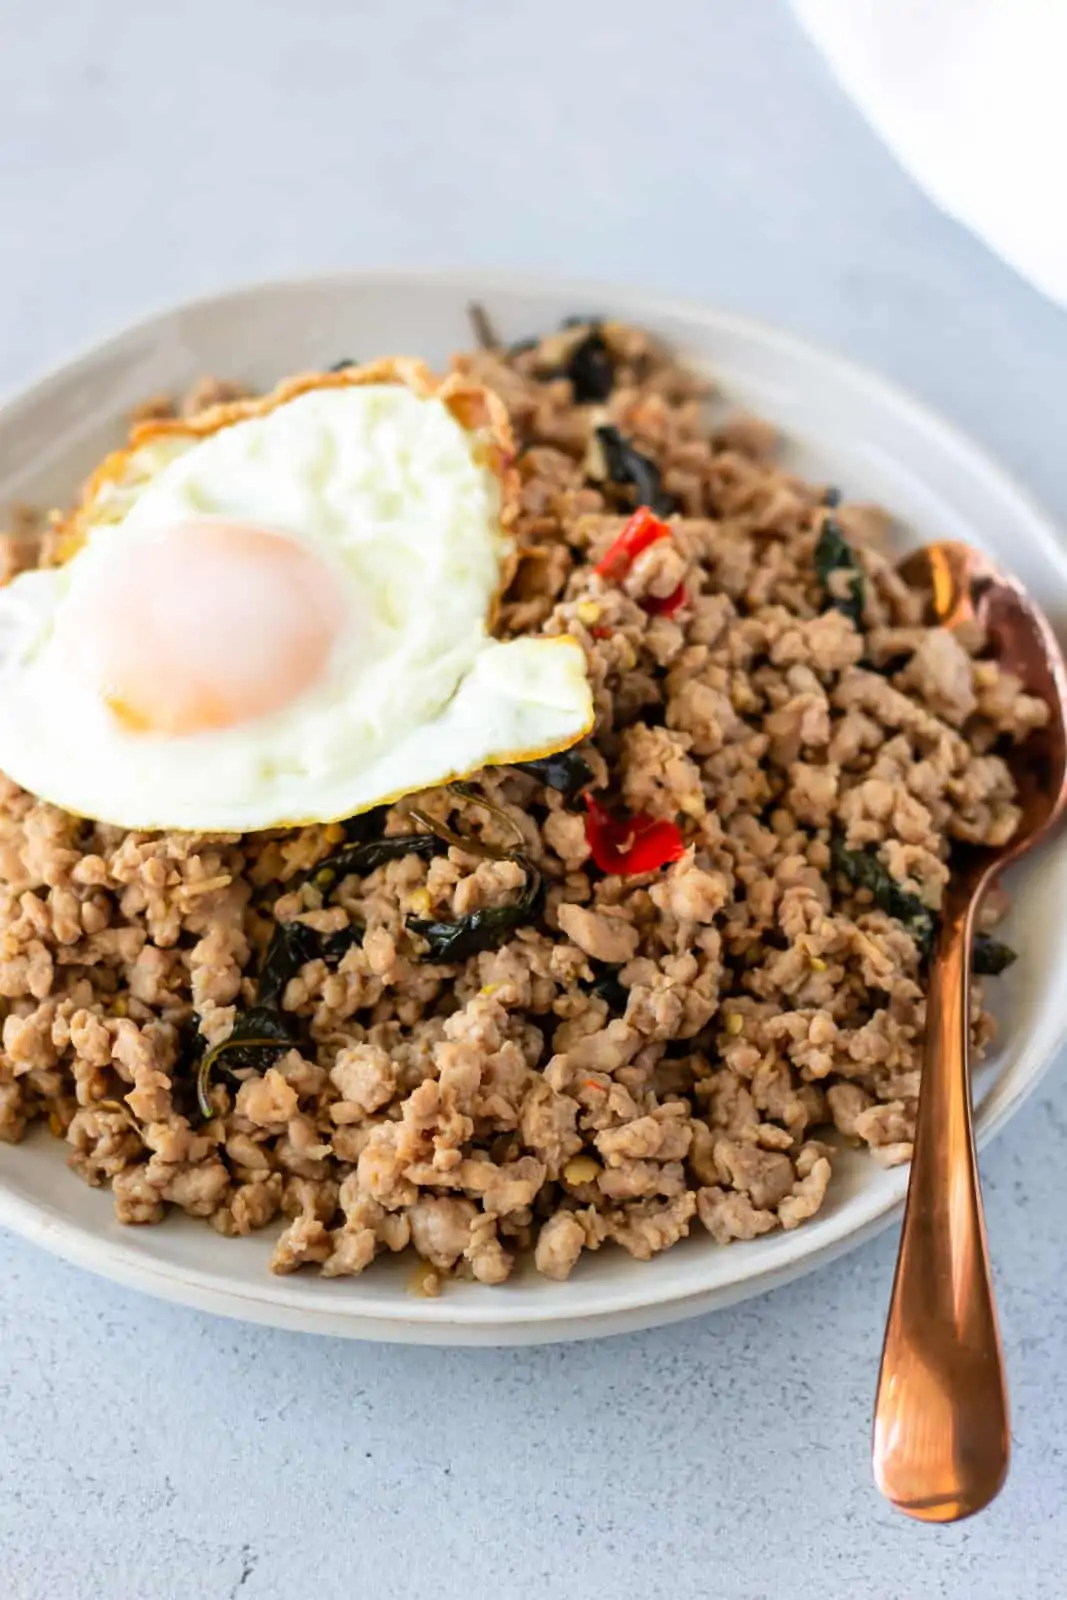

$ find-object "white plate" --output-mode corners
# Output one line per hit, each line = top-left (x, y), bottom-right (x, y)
(2, 270), (1066, 1346)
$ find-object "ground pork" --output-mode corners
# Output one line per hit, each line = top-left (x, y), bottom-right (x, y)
(0, 323), (1032, 1287)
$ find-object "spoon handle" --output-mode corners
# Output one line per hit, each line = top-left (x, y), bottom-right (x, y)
(872, 892), (1010, 1521)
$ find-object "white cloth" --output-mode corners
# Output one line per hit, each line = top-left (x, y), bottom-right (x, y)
(791, 0), (1067, 309)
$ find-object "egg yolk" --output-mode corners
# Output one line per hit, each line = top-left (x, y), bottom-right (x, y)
(67, 520), (346, 736)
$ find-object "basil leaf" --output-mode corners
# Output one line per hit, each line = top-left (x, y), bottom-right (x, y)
(258, 921), (323, 1007)
(831, 836), (936, 959)
(832, 837), (1020, 982)
(408, 858), (543, 962)
(307, 833), (446, 898)
(195, 1005), (298, 1120)
(814, 516), (865, 628)
(513, 750), (594, 797)
(257, 918), (364, 1007)
(589, 963), (629, 1013)
(319, 924), (364, 962)
(972, 935), (1018, 976)
(340, 806), (388, 844)
(565, 330), (614, 403)
(595, 425), (677, 516)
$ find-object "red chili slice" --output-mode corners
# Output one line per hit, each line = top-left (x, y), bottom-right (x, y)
(643, 581), (688, 618)
(593, 506), (671, 582)
(583, 793), (686, 876)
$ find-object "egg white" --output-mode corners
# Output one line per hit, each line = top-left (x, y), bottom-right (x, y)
(0, 378), (594, 830)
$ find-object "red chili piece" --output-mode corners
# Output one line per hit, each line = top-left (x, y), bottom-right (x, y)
(593, 506), (688, 617)
(643, 581), (688, 618)
(593, 506), (671, 582)
(583, 793), (686, 876)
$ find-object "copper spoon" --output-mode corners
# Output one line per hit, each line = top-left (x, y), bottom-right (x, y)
(872, 541), (1067, 1523)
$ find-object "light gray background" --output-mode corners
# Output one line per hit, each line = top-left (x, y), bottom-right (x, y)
(1, 3), (1065, 1597)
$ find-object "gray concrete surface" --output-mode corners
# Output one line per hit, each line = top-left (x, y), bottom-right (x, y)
(0, 3), (1065, 1596)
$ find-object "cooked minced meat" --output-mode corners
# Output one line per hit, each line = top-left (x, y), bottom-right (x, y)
(0, 320), (1044, 1284)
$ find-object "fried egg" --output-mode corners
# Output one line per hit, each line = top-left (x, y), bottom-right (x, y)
(0, 360), (594, 831)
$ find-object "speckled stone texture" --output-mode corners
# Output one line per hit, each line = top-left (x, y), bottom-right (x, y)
(1, 2), (1066, 1596)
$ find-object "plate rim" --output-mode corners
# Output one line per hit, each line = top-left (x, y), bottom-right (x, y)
(2, 266), (1065, 1344)
(11, 263), (1067, 588)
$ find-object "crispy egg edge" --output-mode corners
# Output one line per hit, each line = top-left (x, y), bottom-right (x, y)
(21, 634), (596, 834)
(269, 634), (598, 830)
(54, 357), (521, 620)
(18, 359), (593, 833)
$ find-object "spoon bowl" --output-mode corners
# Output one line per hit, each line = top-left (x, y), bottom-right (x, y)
(872, 540), (1067, 1521)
